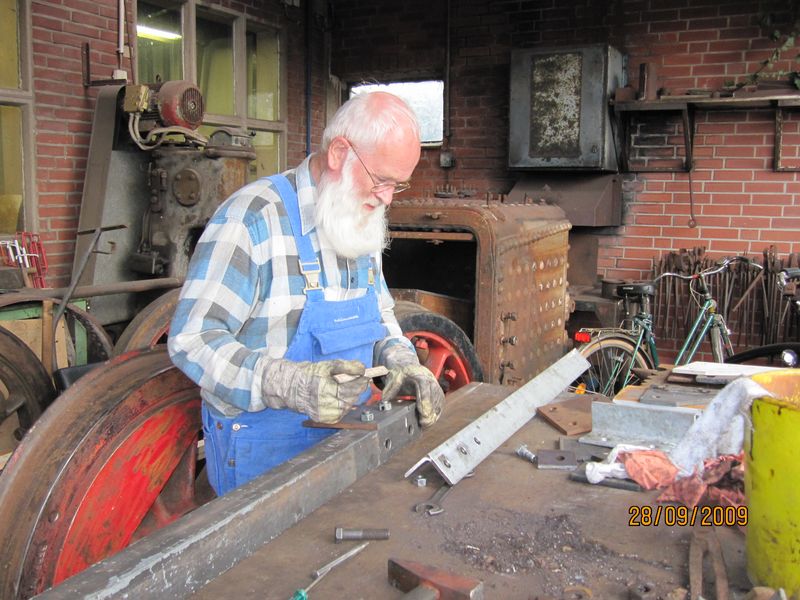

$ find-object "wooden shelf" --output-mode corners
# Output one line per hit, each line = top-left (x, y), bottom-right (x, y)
(612, 93), (800, 172)
(613, 93), (800, 112)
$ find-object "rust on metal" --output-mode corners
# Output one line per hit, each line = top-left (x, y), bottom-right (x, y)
(529, 52), (582, 157)
(389, 198), (571, 386)
(0, 349), (204, 598)
(388, 557), (484, 599)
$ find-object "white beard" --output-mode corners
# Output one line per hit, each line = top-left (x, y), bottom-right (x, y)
(314, 155), (389, 259)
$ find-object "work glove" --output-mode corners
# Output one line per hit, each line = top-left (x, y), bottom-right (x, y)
(263, 359), (369, 424)
(380, 345), (444, 428)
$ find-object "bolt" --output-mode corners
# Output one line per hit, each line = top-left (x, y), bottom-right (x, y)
(377, 399), (392, 412)
(360, 409), (374, 422)
(334, 527), (390, 543)
(414, 474), (427, 487)
(516, 444), (536, 464)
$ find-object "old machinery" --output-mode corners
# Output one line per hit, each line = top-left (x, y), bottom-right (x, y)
(509, 44), (624, 171)
(73, 82), (255, 326)
(385, 197), (572, 386)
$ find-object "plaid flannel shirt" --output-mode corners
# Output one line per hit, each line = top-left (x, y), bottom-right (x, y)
(168, 155), (413, 417)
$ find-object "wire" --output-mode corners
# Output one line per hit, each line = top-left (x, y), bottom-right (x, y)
(128, 113), (209, 151)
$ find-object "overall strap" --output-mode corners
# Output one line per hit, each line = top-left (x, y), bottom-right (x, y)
(267, 174), (324, 300)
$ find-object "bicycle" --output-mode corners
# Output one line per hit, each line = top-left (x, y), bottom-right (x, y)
(726, 266), (800, 368)
(572, 256), (762, 397)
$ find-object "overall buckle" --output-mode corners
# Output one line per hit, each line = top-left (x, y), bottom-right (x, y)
(299, 259), (322, 293)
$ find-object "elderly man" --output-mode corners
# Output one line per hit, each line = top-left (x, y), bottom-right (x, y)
(168, 92), (444, 495)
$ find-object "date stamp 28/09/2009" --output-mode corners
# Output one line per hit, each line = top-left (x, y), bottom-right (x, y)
(628, 504), (748, 527)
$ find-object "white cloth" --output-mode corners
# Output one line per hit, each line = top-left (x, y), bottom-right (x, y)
(668, 377), (772, 478)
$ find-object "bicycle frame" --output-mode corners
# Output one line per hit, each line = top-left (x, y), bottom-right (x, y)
(615, 311), (660, 393)
(674, 297), (731, 364)
(575, 255), (759, 397)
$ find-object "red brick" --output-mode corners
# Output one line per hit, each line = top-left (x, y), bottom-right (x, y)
(773, 217), (800, 228)
(704, 181), (743, 193)
(702, 204), (743, 216)
(723, 159), (765, 170)
(694, 216), (731, 227)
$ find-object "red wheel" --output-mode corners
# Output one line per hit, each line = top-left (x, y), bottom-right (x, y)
(0, 348), (210, 599)
(113, 289), (181, 354)
(394, 301), (483, 393)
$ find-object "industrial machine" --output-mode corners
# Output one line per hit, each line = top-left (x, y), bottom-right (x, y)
(72, 81), (255, 326)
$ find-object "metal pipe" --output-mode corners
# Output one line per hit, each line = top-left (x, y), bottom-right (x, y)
(2, 277), (183, 302)
(118, 0), (125, 69)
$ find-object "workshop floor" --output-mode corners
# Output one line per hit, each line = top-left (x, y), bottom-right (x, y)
(191, 384), (750, 600)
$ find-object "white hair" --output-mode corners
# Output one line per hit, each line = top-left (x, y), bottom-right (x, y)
(321, 92), (420, 153)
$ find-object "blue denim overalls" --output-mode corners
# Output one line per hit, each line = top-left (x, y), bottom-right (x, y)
(202, 175), (387, 495)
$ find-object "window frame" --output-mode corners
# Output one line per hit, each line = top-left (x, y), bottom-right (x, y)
(349, 79), (445, 148)
(0, 0), (36, 236)
(133, 0), (287, 171)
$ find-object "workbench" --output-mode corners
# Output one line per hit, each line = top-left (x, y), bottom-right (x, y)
(187, 382), (749, 600)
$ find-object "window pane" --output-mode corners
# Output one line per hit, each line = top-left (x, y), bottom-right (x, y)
(248, 131), (280, 181)
(197, 15), (234, 116)
(350, 81), (444, 144)
(136, 1), (183, 84)
(246, 29), (280, 121)
(0, 105), (23, 233)
(0, 0), (20, 89)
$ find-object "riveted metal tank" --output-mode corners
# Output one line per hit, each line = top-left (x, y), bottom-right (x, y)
(386, 197), (572, 385)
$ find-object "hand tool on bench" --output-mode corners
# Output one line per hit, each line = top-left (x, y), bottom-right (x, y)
(414, 482), (452, 516)
(289, 541), (369, 599)
(388, 557), (484, 599)
(333, 365), (388, 384)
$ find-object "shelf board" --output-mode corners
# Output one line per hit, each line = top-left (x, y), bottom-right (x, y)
(613, 93), (800, 112)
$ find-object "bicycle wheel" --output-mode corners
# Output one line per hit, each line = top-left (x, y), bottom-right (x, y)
(575, 335), (653, 398)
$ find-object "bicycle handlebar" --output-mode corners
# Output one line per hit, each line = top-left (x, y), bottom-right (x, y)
(779, 267), (800, 288)
(653, 256), (762, 284)
(781, 267), (800, 280)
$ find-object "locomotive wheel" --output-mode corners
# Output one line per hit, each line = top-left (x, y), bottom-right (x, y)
(394, 300), (483, 393)
(0, 348), (209, 599)
(113, 288), (181, 354)
(0, 326), (57, 438)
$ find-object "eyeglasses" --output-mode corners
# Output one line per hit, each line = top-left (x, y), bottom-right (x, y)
(347, 142), (411, 195)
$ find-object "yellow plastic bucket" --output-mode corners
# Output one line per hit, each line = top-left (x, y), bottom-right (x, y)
(747, 370), (800, 594)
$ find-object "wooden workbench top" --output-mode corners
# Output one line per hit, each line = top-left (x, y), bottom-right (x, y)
(191, 382), (747, 600)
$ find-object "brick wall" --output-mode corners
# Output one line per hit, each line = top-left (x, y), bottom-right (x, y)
(28, 0), (320, 286)
(27, 0), (800, 292)
(332, 0), (800, 283)
(31, 0), (116, 284)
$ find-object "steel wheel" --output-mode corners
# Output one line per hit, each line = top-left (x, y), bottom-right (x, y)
(113, 289), (181, 354)
(0, 348), (210, 599)
(394, 301), (483, 393)
(0, 326), (57, 439)
(575, 335), (653, 398)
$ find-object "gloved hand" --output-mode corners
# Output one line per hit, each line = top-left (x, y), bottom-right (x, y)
(380, 344), (444, 428)
(264, 359), (369, 424)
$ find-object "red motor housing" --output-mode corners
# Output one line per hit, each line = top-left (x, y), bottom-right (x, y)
(156, 80), (204, 130)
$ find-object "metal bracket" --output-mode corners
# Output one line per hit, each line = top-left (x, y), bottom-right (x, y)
(82, 42), (127, 88)
(404, 349), (590, 486)
(580, 400), (701, 451)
